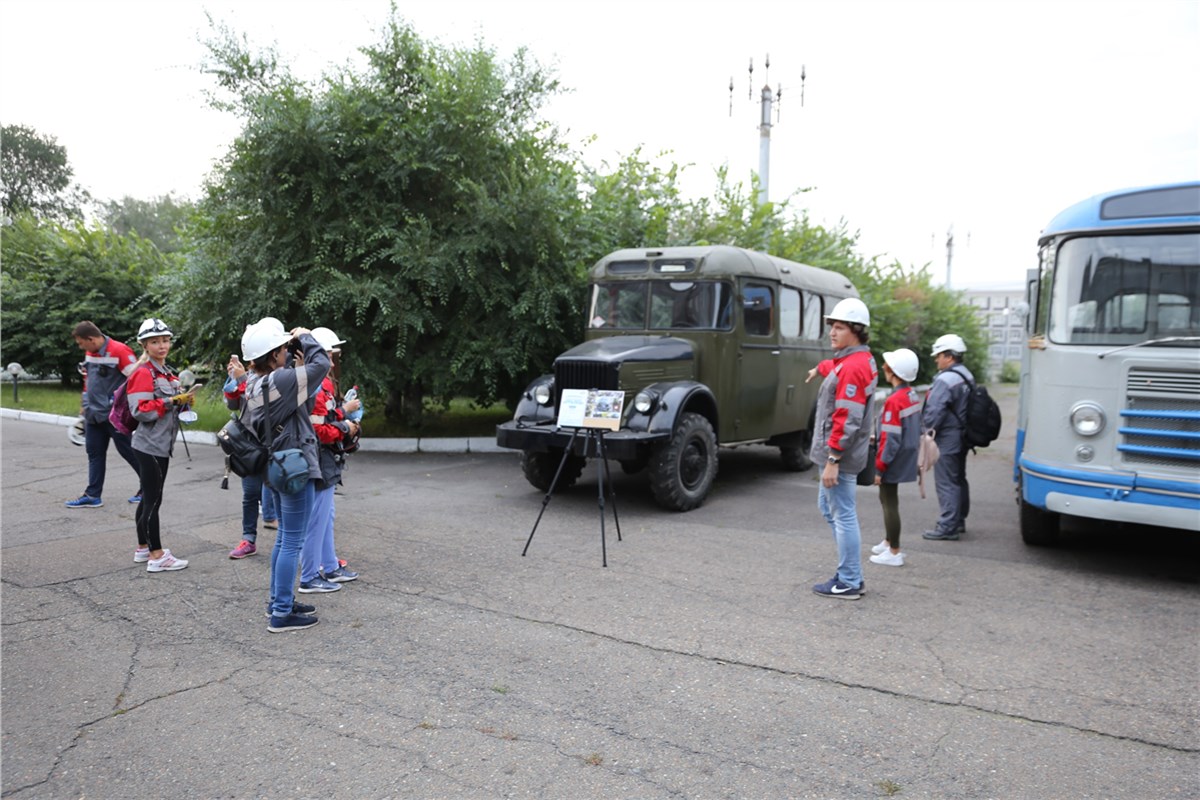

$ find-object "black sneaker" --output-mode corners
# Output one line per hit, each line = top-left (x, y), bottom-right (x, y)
(922, 529), (960, 541)
(268, 613), (319, 633)
(264, 602), (316, 618)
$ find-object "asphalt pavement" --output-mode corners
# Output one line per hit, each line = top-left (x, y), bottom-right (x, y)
(2, 385), (1197, 799)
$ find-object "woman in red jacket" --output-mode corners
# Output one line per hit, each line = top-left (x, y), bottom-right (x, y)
(126, 318), (195, 572)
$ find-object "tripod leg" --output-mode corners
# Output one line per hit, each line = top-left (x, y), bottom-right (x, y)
(597, 431), (622, 542)
(522, 428), (580, 557)
(595, 430), (607, 568)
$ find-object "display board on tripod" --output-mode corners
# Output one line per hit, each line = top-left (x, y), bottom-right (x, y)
(557, 388), (624, 431)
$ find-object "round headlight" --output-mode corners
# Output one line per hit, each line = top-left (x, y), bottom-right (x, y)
(533, 383), (552, 406)
(633, 391), (655, 414)
(1069, 402), (1105, 437)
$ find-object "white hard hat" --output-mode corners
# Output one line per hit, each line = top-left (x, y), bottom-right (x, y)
(882, 348), (920, 382)
(825, 297), (870, 327)
(310, 326), (346, 353)
(241, 318), (292, 361)
(930, 333), (967, 356)
(68, 416), (86, 446)
(136, 318), (173, 341)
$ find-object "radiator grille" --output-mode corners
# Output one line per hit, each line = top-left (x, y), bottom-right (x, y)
(554, 360), (619, 410)
(1120, 368), (1200, 467)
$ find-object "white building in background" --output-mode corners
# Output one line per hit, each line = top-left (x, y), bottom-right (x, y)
(960, 281), (1026, 381)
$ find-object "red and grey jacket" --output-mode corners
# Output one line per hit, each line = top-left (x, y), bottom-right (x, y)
(808, 344), (879, 475)
(127, 359), (181, 458)
(81, 337), (139, 424)
(309, 376), (354, 487)
(876, 385), (921, 483)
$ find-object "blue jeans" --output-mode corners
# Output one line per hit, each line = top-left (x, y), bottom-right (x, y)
(240, 475), (281, 542)
(300, 484), (338, 582)
(269, 480), (315, 618)
(817, 470), (863, 588)
(83, 419), (141, 499)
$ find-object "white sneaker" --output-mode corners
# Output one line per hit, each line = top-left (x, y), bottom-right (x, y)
(133, 547), (150, 563)
(869, 550), (905, 567)
(870, 540), (891, 555)
(147, 550), (189, 572)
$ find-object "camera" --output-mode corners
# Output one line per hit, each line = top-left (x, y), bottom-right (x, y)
(287, 338), (303, 356)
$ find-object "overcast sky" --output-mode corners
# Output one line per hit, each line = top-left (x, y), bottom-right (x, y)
(2, 0), (1197, 288)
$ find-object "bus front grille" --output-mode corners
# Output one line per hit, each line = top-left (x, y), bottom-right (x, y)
(1119, 368), (1200, 468)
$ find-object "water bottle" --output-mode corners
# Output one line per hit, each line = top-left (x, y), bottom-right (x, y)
(344, 385), (363, 421)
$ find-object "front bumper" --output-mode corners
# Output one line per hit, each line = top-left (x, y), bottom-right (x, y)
(496, 421), (669, 461)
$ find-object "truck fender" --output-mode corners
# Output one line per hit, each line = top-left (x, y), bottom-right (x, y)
(625, 381), (718, 438)
(511, 374), (556, 427)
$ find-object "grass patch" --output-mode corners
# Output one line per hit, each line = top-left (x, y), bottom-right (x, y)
(1, 382), (513, 438)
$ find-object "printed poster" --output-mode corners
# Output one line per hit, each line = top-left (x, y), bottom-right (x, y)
(557, 389), (624, 431)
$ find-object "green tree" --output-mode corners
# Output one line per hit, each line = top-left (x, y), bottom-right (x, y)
(0, 213), (174, 383)
(1, 124), (90, 221)
(101, 194), (194, 254)
(173, 16), (585, 425)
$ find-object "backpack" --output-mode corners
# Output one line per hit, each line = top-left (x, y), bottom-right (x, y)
(216, 414), (269, 478)
(108, 370), (142, 436)
(951, 367), (1002, 449)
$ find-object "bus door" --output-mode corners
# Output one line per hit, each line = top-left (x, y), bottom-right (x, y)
(735, 280), (780, 441)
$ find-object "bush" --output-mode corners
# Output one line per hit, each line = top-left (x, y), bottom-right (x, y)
(999, 360), (1020, 383)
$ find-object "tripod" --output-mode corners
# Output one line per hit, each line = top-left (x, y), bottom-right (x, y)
(522, 426), (623, 567)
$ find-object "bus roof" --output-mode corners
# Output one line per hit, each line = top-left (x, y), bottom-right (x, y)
(592, 245), (858, 297)
(1040, 182), (1200, 243)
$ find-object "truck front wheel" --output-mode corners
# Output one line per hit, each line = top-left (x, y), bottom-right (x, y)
(521, 449), (586, 493)
(649, 412), (718, 511)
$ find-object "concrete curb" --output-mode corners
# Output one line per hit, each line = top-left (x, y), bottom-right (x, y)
(0, 407), (498, 454)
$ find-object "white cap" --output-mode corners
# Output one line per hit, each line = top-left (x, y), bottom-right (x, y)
(882, 348), (919, 382)
(825, 297), (870, 327)
(241, 318), (292, 361)
(930, 334), (967, 356)
(310, 326), (346, 353)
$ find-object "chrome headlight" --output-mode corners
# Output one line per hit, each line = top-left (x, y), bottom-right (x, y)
(633, 390), (656, 414)
(1069, 402), (1105, 437)
(533, 381), (553, 406)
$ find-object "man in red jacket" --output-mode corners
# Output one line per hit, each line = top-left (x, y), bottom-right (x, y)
(65, 321), (143, 508)
(805, 298), (878, 600)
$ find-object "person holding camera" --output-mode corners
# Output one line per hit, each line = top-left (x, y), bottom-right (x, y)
(223, 345), (281, 560)
(65, 321), (143, 509)
(239, 320), (330, 633)
(297, 327), (362, 594)
(126, 318), (193, 572)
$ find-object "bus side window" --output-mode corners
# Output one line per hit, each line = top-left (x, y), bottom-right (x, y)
(743, 284), (774, 336)
(780, 287), (801, 338)
(802, 291), (824, 339)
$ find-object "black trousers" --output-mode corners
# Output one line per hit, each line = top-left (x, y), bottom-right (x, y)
(134, 450), (170, 552)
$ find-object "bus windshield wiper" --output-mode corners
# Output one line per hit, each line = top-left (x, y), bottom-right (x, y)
(1098, 336), (1200, 359)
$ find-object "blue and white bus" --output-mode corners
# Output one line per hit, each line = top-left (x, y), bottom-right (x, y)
(1016, 182), (1200, 544)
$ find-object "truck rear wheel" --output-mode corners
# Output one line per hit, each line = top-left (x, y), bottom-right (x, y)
(521, 449), (586, 493)
(649, 412), (718, 511)
(1019, 498), (1060, 546)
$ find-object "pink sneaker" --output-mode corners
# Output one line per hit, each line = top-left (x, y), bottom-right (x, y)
(229, 540), (257, 559)
(147, 550), (188, 572)
(133, 547), (150, 564)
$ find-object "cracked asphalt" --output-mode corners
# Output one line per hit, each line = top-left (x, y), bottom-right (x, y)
(3, 385), (1198, 799)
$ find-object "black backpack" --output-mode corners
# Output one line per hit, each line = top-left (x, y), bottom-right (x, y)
(950, 367), (1002, 449)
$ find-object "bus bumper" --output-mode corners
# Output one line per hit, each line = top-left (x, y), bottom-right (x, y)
(1019, 456), (1200, 532)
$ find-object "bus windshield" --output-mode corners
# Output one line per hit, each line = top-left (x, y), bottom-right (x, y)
(1048, 232), (1200, 345)
(589, 280), (734, 330)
